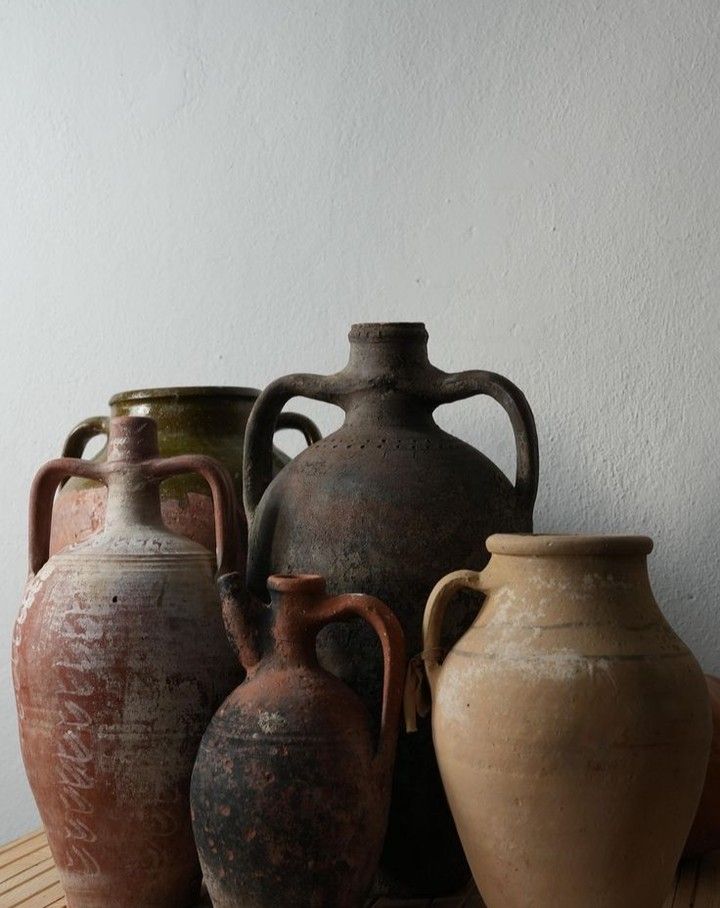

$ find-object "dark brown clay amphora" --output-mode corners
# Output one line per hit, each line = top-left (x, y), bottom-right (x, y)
(49, 386), (320, 556)
(191, 573), (405, 908)
(12, 417), (241, 908)
(243, 322), (539, 896)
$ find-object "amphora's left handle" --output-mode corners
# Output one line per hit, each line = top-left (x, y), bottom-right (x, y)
(29, 457), (106, 576)
(317, 593), (405, 782)
(404, 569), (483, 732)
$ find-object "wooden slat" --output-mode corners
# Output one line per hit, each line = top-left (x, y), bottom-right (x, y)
(1, 829), (718, 908)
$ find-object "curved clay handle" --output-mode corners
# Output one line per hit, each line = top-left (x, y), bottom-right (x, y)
(145, 455), (239, 576)
(58, 416), (109, 487)
(403, 569), (482, 731)
(317, 593), (405, 782)
(60, 416), (110, 458)
(29, 457), (106, 576)
(435, 370), (539, 516)
(244, 374), (338, 522)
(275, 411), (322, 447)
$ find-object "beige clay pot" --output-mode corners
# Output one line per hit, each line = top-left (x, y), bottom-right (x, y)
(418, 534), (711, 908)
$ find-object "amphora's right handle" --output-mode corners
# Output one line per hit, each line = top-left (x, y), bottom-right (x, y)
(404, 569), (482, 731)
(317, 593), (405, 783)
(244, 374), (338, 522)
(435, 370), (539, 516)
(28, 457), (106, 577)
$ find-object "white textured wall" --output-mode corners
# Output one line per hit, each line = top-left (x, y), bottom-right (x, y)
(1, 0), (719, 839)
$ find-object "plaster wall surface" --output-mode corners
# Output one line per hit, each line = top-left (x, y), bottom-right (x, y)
(1, 0), (718, 838)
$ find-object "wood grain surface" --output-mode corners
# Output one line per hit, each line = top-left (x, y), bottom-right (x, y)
(1, 829), (718, 907)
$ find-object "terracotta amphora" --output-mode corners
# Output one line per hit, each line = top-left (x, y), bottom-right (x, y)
(12, 416), (242, 908)
(685, 675), (720, 856)
(49, 386), (320, 556)
(414, 534), (711, 908)
(191, 572), (405, 908)
(243, 322), (539, 896)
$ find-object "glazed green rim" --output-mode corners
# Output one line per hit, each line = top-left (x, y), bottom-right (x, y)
(487, 534), (654, 557)
(110, 386), (261, 405)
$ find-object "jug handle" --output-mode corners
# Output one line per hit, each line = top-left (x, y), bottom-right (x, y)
(144, 454), (240, 577)
(275, 411), (322, 446)
(404, 569), (482, 732)
(433, 370), (539, 516)
(58, 416), (109, 486)
(244, 373), (338, 522)
(28, 457), (106, 576)
(317, 592), (406, 782)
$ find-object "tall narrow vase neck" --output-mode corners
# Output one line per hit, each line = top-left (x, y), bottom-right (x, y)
(267, 576), (325, 669)
(341, 323), (439, 429)
(345, 323), (434, 380)
(103, 470), (163, 531)
(102, 416), (163, 531)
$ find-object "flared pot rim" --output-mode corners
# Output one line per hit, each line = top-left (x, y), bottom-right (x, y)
(110, 386), (260, 405)
(487, 533), (654, 557)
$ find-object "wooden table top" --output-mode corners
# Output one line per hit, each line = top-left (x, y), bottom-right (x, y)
(1, 829), (718, 907)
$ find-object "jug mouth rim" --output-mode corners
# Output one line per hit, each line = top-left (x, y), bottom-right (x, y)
(349, 322), (428, 341)
(110, 386), (260, 404)
(268, 573), (327, 595)
(487, 533), (654, 557)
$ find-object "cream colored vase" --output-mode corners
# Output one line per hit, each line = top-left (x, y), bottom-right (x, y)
(420, 534), (711, 908)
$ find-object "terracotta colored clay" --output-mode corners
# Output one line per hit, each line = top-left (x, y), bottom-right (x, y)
(49, 386), (320, 556)
(12, 417), (242, 908)
(243, 322), (538, 896)
(685, 675), (720, 856)
(191, 573), (405, 908)
(414, 534), (711, 908)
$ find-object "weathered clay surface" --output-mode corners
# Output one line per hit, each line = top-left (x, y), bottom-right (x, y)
(191, 573), (405, 908)
(243, 322), (538, 896)
(685, 675), (720, 856)
(13, 417), (242, 908)
(49, 386), (319, 558)
(419, 534), (712, 908)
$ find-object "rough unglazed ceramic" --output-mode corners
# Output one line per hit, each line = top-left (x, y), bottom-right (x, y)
(12, 416), (241, 908)
(415, 534), (711, 908)
(685, 675), (720, 856)
(191, 573), (405, 908)
(49, 386), (320, 556)
(243, 322), (538, 896)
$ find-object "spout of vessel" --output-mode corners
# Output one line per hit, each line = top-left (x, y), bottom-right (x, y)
(218, 571), (264, 671)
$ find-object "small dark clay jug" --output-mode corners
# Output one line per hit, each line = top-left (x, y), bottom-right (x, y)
(13, 417), (241, 908)
(191, 573), (405, 908)
(50, 386), (320, 556)
(243, 322), (539, 895)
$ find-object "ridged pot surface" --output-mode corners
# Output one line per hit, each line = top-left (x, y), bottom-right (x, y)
(423, 535), (712, 908)
(49, 386), (319, 557)
(243, 323), (539, 897)
(13, 417), (242, 908)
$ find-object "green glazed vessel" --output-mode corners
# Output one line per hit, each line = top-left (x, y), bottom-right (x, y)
(49, 386), (320, 559)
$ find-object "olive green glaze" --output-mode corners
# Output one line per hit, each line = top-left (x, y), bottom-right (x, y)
(51, 387), (319, 557)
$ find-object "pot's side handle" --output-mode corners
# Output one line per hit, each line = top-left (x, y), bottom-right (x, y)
(275, 411), (322, 447)
(29, 458), (106, 576)
(404, 569), (482, 732)
(243, 374), (337, 523)
(434, 370), (539, 517)
(58, 416), (109, 487)
(144, 455), (239, 577)
(317, 593), (405, 783)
